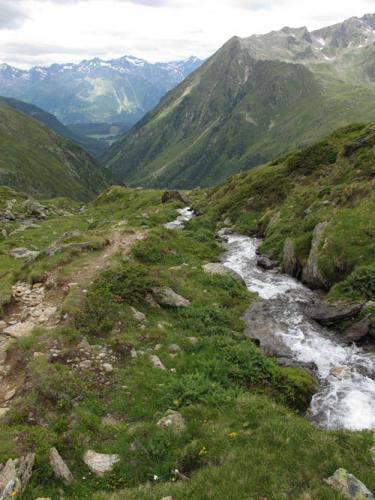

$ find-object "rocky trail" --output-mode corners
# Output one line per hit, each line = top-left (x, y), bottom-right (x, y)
(0, 229), (145, 416)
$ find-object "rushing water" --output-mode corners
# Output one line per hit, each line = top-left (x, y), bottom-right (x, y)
(219, 231), (375, 431)
(164, 207), (194, 230)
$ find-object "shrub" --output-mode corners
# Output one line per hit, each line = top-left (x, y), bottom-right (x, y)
(330, 264), (375, 301)
(175, 306), (233, 336)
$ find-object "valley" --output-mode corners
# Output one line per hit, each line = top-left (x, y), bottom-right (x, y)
(0, 8), (375, 500)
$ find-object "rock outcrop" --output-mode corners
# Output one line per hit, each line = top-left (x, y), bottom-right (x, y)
(161, 191), (190, 205)
(307, 300), (362, 326)
(343, 314), (373, 342)
(325, 468), (374, 499)
(283, 238), (301, 277)
(83, 450), (120, 477)
(48, 447), (73, 486)
(203, 263), (245, 284)
(0, 453), (35, 499)
(151, 287), (190, 308)
(302, 222), (329, 289)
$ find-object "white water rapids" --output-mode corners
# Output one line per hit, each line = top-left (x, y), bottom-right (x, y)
(220, 231), (375, 431)
(164, 207), (194, 230)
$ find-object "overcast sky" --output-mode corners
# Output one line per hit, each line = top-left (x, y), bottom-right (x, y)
(0, 0), (374, 68)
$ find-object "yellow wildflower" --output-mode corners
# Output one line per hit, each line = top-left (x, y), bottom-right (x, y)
(198, 446), (207, 456)
(228, 431), (237, 438)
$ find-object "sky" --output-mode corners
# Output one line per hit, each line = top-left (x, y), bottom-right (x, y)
(0, 0), (375, 68)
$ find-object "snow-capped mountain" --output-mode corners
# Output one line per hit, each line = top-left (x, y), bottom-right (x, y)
(0, 55), (202, 125)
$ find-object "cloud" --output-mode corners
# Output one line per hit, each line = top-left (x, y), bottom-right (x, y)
(0, 0), (29, 29)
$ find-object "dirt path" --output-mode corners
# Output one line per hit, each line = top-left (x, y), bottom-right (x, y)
(0, 229), (145, 414)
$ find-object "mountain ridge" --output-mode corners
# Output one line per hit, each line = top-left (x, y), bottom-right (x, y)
(0, 55), (202, 125)
(105, 13), (375, 189)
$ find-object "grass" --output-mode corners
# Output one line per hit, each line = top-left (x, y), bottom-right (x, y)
(0, 183), (374, 499)
(201, 123), (375, 300)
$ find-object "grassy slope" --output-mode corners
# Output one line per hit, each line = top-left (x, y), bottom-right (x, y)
(201, 123), (375, 305)
(0, 103), (112, 200)
(105, 39), (375, 189)
(0, 186), (373, 499)
(0, 96), (108, 159)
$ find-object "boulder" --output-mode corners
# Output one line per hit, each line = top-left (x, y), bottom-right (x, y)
(283, 238), (300, 277)
(9, 248), (40, 260)
(157, 410), (186, 434)
(150, 355), (166, 370)
(151, 287), (190, 308)
(256, 256), (274, 271)
(308, 301), (362, 326)
(325, 468), (374, 499)
(83, 450), (120, 477)
(302, 222), (329, 289)
(130, 307), (146, 323)
(0, 453), (35, 499)
(161, 191), (190, 205)
(343, 314), (373, 342)
(24, 200), (48, 219)
(3, 322), (35, 338)
(203, 263), (245, 284)
(49, 447), (73, 486)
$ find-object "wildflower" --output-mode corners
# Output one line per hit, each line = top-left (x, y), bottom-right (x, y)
(228, 431), (237, 438)
(198, 446), (207, 456)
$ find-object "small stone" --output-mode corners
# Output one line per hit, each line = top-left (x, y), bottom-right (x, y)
(0, 320), (7, 331)
(130, 307), (146, 323)
(102, 363), (113, 373)
(79, 360), (92, 370)
(4, 389), (16, 401)
(0, 408), (9, 419)
(49, 447), (74, 486)
(154, 344), (162, 351)
(150, 355), (166, 370)
(130, 349), (138, 359)
(168, 344), (180, 353)
(203, 262), (245, 283)
(325, 468), (374, 499)
(102, 415), (122, 427)
(83, 450), (120, 476)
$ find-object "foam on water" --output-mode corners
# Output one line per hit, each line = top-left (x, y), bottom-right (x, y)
(164, 207), (194, 230)
(220, 231), (375, 431)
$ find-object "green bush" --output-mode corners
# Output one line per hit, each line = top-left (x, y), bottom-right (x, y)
(330, 264), (375, 301)
(175, 306), (233, 336)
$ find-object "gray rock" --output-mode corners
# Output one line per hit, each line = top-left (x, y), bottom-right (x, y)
(308, 301), (362, 326)
(150, 355), (166, 370)
(302, 222), (330, 289)
(9, 248), (40, 260)
(256, 256), (274, 271)
(157, 410), (186, 434)
(325, 468), (374, 499)
(152, 287), (190, 308)
(83, 450), (120, 476)
(0, 453), (35, 499)
(203, 263), (245, 284)
(168, 344), (180, 353)
(49, 447), (74, 486)
(24, 200), (48, 219)
(3, 321), (35, 338)
(343, 314), (373, 342)
(130, 307), (146, 323)
(161, 191), (190, 205)
(283, 238), (300, 277)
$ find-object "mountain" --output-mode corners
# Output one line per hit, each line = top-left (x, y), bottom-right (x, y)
(0, 55), (202, 126)
(0, 103), (112, 200)
(0, 96), (107, 158)
(104, 14), (375, 188)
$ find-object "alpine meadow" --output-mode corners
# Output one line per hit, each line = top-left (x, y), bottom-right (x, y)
(0, 2), (374, 499)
